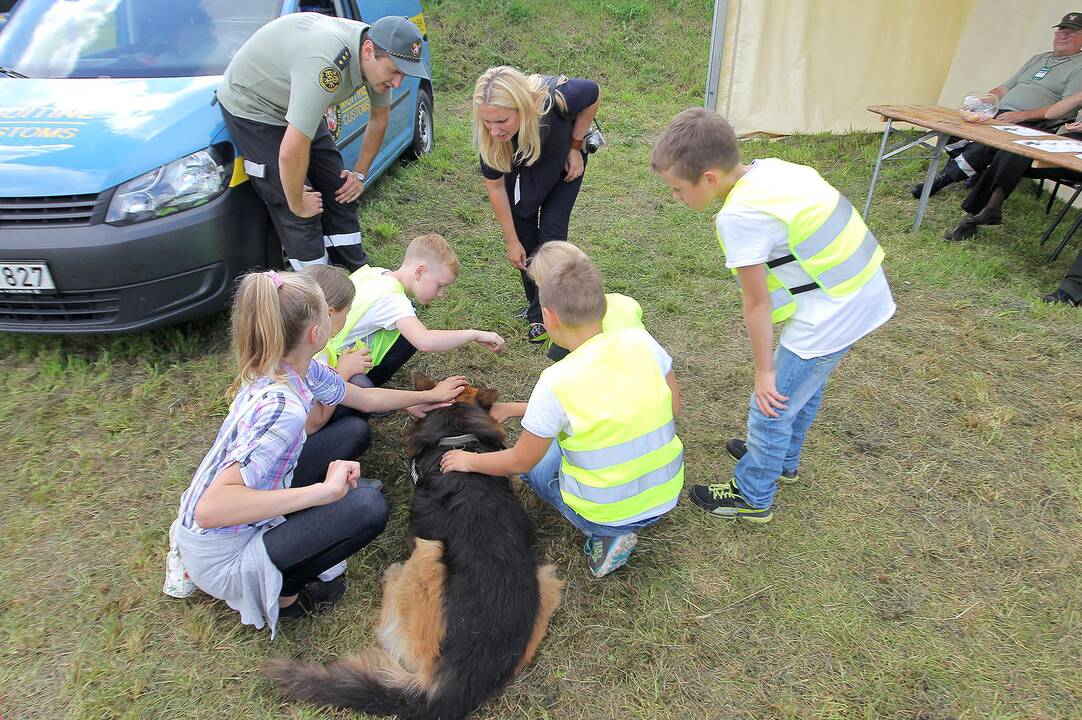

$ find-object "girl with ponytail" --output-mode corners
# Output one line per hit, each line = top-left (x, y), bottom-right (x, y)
(171, 270), (465, 635)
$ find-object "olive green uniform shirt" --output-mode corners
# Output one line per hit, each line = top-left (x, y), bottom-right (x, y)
(217, 13), (391, 139)
(1000, 51), (1082, 112)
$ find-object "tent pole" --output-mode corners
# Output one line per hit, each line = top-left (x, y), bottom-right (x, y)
(705, 0), (729, 110)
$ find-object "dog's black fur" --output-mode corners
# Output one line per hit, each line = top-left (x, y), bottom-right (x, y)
(267, 379), (552, 720)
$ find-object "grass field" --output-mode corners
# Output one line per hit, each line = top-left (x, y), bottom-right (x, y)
(2, 0), (1081, 718)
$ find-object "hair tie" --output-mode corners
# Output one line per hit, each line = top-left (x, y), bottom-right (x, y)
(265, 270), (284, 288)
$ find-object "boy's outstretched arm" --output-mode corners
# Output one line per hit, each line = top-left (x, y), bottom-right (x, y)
(441, 430), (551, 477)
(396, 316), (505, 353)
(735, 264), (789, 418)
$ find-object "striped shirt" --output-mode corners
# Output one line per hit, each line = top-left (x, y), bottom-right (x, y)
(177, 360), (346, 535)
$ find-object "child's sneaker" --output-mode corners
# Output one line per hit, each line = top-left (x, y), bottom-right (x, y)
(725, 438), (799, 483)
(526, 323), (549, 344)
(689, 479), (773, 523)
(278, 576), (347, 620)
(583, 533), (637, 578)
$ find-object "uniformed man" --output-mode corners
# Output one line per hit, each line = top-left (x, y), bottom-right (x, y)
(217, 14), (429, 270)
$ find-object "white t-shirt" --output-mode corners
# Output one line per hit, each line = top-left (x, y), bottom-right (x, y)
(716, 166), (896, 359)
(521, 329), (673, 439)
(317, 269), (416, 363)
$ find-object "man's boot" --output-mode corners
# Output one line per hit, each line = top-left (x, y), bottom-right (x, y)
(909, 162), (966, 199)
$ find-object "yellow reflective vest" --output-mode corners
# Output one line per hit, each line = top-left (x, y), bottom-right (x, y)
(323, 265), (406, 369)
(602, 293), (644, 332)
(717, 158), (885, 323)
(544, 328), (684, 526)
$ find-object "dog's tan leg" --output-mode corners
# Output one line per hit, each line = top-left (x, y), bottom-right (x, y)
(515, 564), (564, 675)
(379, 539), (447, 685)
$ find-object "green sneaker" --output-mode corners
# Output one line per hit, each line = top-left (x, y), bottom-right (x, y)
(688, 479), (773, 523)
(725, 438), (799, 484)
(583, 532), (637, 578)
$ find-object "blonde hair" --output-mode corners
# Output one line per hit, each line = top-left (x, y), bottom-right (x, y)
(472, 66), (568, 174)
(538, 252), (605, 328)
(527, 241), (588, 286)
(651, 107), (741, 183)
(229, 271), (326, 396)
(301, 264), (354, 311)
(404, 233), (460, 278)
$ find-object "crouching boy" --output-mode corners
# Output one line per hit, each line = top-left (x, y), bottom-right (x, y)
(441, 251), (684, 577)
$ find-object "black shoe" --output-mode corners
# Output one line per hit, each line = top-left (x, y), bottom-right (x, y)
(970, 207), (1002, 226)
(278, 576), (346, 620)
(1042, 288), (1081, 306)
(724, 438), (799, 483)
(514, 305), (530, 320)
(689, 479), (773, 523)
(944, 219), (978, 242)
(909, 165), (964, 199)
(526, 322), (549, 344)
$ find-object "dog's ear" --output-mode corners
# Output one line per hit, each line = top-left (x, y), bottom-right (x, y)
(475, 388), (499, 410)
(412, 370), (437, 391)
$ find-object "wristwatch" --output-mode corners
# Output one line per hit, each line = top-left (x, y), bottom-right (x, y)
(353, 171), (365, 183)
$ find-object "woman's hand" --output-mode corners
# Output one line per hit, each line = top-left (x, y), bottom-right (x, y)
(337, 347), (373, 379)
(319, 459), (360, 504)
(440, 449), (476, 474)
(564, 149), (584, 182)
(505, 237), (527, 270)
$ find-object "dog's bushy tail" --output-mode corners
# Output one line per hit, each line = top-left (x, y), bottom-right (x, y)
(264, 649), (428, 719)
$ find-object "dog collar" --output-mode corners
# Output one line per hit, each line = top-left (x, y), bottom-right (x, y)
(410, 434), (483, 485)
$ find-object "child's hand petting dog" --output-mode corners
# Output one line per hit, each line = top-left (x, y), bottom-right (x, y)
(440, 449), (476, 474)
(475, 331), (506, 353)
(320, 460), (360, 503)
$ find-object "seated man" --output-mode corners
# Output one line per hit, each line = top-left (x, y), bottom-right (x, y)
(909, 13), (1082, 209)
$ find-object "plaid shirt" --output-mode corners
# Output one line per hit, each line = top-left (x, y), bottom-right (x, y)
(178, 360), (346, 535)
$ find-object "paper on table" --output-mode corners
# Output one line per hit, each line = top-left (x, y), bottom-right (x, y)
(991, 125), (1052, 137)
(1012, 139), (1082, 152)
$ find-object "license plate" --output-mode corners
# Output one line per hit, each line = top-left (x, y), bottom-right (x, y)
(0, 262), (56, 293)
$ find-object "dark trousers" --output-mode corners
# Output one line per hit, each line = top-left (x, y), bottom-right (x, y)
(365, 334), (417, 387)
(266, 413), (382, 594)
(961, 151), (1034, 214)
(512, 175), (585, 323)
(263, 485), (388, 595)
(220, 106), (368, 270)
(1061, 247), (1082, 301)
(945, 115), (1055, 180)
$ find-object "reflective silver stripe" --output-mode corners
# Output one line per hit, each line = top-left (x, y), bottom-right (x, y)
(288, 251), (330, 270)
(793, 195), (853, 260)
(324, 232), (362, 247)
(561, 453), (684, 504)
(562, 421), (677, 470)
(815, 230), (880, 289)
(768, 285), (793, 311)
(609, 495), (680, 526)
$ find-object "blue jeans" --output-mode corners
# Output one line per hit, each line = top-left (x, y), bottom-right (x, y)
(735, 344), (852, 509)
(523, 441), (660, 538)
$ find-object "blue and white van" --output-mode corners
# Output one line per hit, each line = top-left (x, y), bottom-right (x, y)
(0, 0), (433, 333)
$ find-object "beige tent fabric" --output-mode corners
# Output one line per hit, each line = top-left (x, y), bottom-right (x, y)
(713, 0), (973, 135)
(939, 0), (1082, 110)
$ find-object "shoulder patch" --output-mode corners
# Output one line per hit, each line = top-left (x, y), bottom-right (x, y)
(334, 46), (351, 69)
(319, 66), (341, 93)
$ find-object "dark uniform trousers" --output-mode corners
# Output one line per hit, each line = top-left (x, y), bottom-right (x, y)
(221, 106), (368, 270)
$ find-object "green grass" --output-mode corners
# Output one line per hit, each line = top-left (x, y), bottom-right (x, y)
(2, 0), (1081, 718)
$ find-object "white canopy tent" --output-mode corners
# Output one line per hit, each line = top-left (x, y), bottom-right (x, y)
(706, 0), (1082, 135)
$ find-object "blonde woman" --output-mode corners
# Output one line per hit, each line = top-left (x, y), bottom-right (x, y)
(472, 66), (601, 343)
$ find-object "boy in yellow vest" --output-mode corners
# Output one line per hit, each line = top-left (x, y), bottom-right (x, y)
(525, 241), (645, 361)
(320, 233), (505, 388)
(651, 108), (895, 523)
(441, 251), (684, 577)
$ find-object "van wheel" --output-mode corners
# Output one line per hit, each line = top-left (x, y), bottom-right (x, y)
(405, 89), (433, 160)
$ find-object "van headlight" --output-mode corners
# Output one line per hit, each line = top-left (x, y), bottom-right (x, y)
(106, 149), (229, 225)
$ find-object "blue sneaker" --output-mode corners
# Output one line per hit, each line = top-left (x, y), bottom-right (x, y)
(583, 532), (637, 578)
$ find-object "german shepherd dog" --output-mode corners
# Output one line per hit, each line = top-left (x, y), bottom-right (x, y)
(265, 374), (564, 720)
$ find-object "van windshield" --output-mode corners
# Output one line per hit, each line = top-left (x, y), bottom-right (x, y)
(0, 0), (281, 78)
